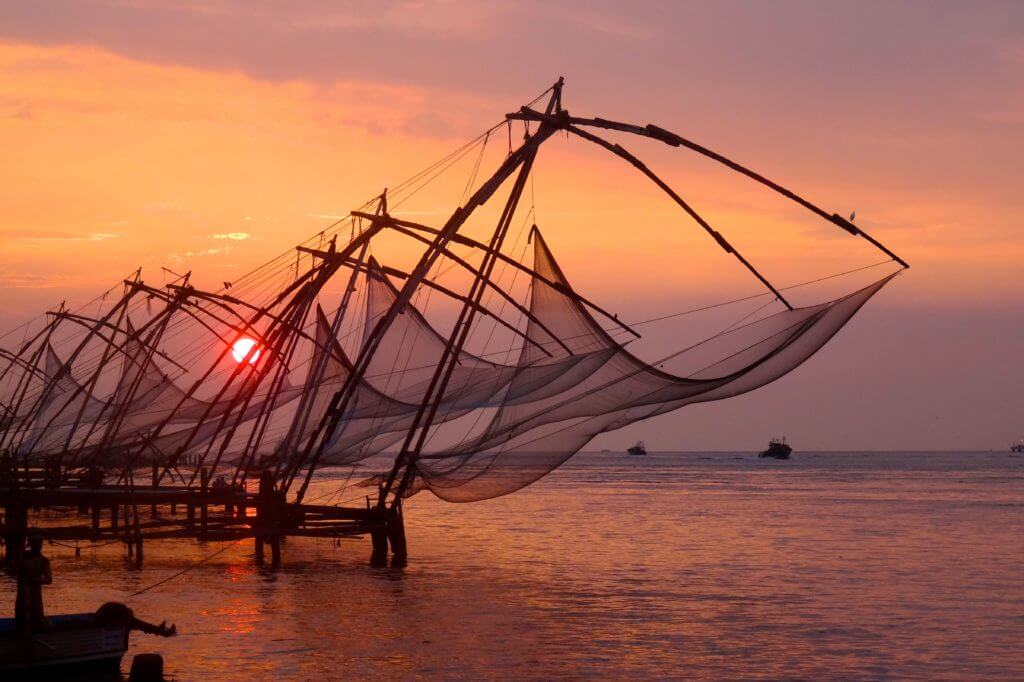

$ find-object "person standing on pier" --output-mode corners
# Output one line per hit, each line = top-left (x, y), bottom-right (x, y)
(14, 534), (52, 634)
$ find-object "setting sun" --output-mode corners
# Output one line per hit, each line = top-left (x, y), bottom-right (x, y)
(0, 4), (1021, 679)
(230, 337), (261, 364)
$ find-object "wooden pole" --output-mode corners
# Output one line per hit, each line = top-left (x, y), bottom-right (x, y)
(199, 467), (210, 534)
(255, 470), (274, 566)
(150, 464), (158, 516)
(3, 503), (25, 564)
(386, 136), (541, 505)
(123, 497), (132, 557)
(370, 523), (388, 566)
(291, 115), (559, 503)
(270, 530), (281, 568)
(236, 484), (246, 519)
(90, 503), (100, 538)
(387, 503), (407, 564)
(134, 515), (143, 568)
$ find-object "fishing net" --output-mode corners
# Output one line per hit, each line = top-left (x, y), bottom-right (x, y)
(0, 87), (904, 505)
(385, 232), (894, 501)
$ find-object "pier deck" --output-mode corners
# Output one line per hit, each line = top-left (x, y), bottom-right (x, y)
(0, 467), (401, 567)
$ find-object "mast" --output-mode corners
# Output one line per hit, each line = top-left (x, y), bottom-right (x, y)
(58, 271), (150, 461)
(2, 283), (141, 456)
(290, 80), (565, 503)
(0, 313), (62, 453)
(276, 238), (369, 489)
(131, 241), (367, 480)
(381, 83), (564, 506)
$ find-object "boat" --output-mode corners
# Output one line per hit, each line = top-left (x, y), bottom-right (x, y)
(0, 601), (175, 676)
(627, 441), (648, 456)
(759, 438), (792, 459)
(1012, 441), (1024, 453)
(0, 613), (128, 674)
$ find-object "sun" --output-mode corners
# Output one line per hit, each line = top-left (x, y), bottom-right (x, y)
(230, 337), (261, 364)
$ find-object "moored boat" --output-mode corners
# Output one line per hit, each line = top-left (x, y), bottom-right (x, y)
(627, 441), (647, 456)
(758, 438), (792, 459)
(0, 613), (128, 674)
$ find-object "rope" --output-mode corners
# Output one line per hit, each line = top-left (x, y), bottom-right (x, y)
(48, 538), (122, 551)
(128, 539), (242, 597)
(626, 259), (894, 329)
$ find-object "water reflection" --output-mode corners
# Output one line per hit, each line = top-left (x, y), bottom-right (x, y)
(3, 452), (1022, 679)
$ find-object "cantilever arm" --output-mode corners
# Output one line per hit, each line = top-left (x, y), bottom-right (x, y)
(559, 124), (794, 310)
(53, 312), (190, 374)
(508, 107), (908, 269)
(298, 247), (557, 359)
(350, 211), (641, 338)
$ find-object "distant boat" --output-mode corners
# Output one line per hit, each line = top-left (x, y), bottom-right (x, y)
(1012, 441), (1024, 453)
(759, 437), (792, 459)
(627, 441), (648, 456)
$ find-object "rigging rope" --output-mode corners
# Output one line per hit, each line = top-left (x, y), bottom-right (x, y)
(128, 539), (242, 597)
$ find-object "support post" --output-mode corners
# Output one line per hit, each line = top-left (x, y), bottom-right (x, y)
(91, 503), (100, 538)
(370, 523), (388, 566)
(199, 467), (209, 534)
(110, 504), (118, 531)
(270, 531), (281, 568)
(255, 470), (277, 567)
(134, 522), (144, 568)
(3, 503), (26, 565)
(123, 500), (131, 553)
(151, 464), (158, 516)
(387, 504), (407, 565)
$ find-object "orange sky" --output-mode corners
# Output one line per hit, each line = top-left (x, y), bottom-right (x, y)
(1, 2), (1021, 449)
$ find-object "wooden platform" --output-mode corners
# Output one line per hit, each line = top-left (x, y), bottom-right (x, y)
(0, 467), (403, 567)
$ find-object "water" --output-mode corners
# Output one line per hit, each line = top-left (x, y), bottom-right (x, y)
(5, 451), (1024, 679)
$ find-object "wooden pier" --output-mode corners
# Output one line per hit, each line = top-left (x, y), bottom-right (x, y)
(0, 467), (406, 569)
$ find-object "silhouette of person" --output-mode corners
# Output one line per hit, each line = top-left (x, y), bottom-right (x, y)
(14, 534), (51, 634)
(95, 602), (177, 637)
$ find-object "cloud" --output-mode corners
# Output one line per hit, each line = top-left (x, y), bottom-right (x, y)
(0, 271), (66, 288)
(167, 246), (231, 263)
(143, 202), (200, 222)
(0, 229), (119, 241)
(0, 0), (654, 98)
(209, 232), (251, 240)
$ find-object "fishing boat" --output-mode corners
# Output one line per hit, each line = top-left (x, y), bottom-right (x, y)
(1012, 441), (1024, 453)
(0, 78), (907, 565)
(627, 441), (648, 456)
(0, 613), (127, 674)
(759, 438), (792, 459)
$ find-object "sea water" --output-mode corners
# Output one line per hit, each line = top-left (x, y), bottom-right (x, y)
(4, 451), (1023, 679)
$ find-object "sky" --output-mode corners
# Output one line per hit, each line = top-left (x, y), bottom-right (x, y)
(0, 1), (1022, 450)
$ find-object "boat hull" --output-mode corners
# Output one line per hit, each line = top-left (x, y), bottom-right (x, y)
(758, 443), (792, 459)
(0, 614), (127, 674)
